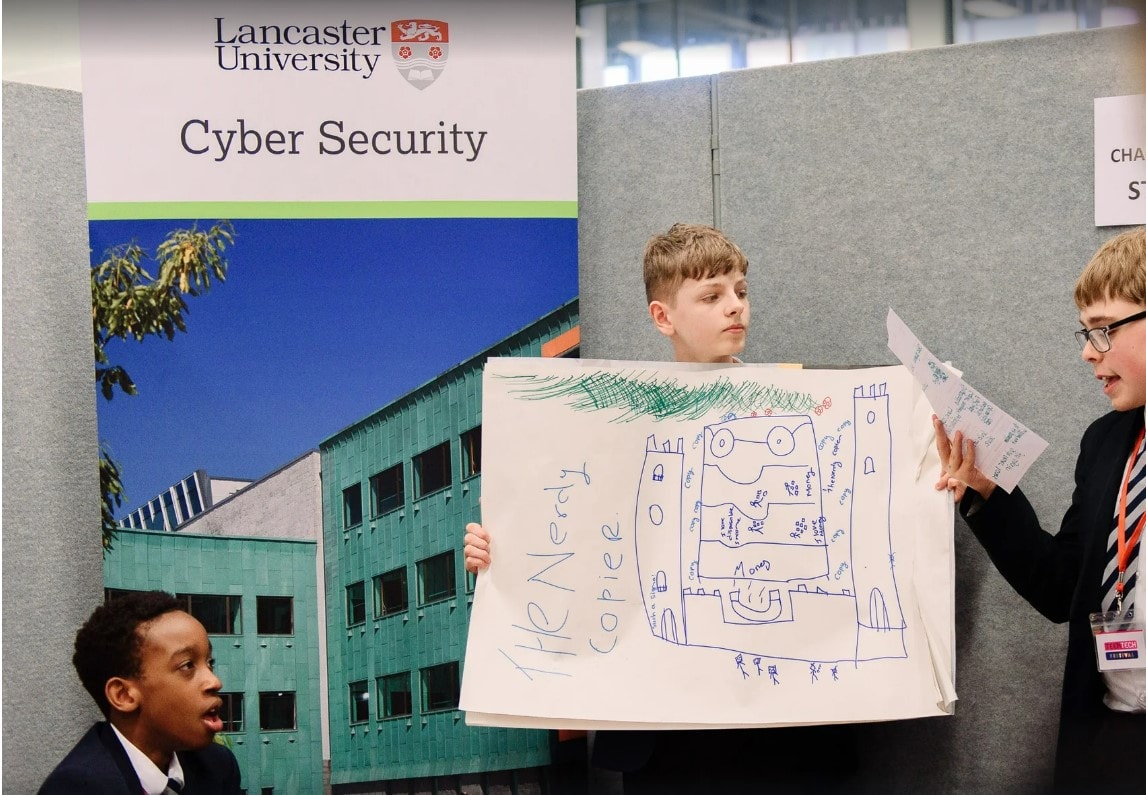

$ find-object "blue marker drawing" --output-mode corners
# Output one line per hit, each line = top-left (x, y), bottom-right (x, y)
(633, 383), (907, 668)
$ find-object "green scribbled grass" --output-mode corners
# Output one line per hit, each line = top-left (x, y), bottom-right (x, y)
(498, 371), (817, 422)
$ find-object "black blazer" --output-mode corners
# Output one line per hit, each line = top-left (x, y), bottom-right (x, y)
(38, 722), (242, 795)
(964, 408), (1146, 791)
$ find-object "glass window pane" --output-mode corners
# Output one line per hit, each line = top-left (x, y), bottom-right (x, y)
(220, 692), (244, 733)
(369, 464), (404, 515)
(259, 691), (296, 731)
(177, 593), (241, 635)
(349, 680), (370, 724)
(257, 596), (293, 635)
(346, 581), (366, 625)
(460, 427), (482, 479)
(413, 441), (452, 497)
(379, 672), (412, 718)
(343, 483), (363, 527)
(417, 552), (456, 605)
(421, 662), (460, 712)
(373, 568), (409, 618)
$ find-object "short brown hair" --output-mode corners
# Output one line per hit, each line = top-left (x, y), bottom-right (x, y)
(643, 223), (749, 303)
(1074, 226), (1146, 308)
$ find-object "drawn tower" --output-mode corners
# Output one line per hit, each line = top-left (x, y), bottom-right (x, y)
(851, 383), (907, 659)
(634, 435), (687, 644)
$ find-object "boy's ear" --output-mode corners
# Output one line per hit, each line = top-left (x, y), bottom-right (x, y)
(105, 676), (142, 715)
(648, 301), (675, 338)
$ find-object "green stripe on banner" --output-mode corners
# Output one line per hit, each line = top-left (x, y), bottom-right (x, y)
(87, 201), (579, 220)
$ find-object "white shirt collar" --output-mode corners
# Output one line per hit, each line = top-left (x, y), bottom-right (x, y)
(110, 722), (185, 795)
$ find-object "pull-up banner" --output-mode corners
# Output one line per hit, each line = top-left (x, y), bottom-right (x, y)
(79, 0), (575, 513)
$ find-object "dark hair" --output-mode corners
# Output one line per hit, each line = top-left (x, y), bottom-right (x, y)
(73, 590), (183, 716)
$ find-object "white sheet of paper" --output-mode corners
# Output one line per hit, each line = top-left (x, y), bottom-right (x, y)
(886, 309), (1048, 494)
(461, 357), (955, 729)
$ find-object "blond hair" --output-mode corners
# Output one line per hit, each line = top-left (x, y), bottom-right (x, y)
(643, 223), (749, 304)
(1074, 226), (1146, 308)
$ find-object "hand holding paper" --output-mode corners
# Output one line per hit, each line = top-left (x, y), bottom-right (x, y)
(887, 309), (1048, 494)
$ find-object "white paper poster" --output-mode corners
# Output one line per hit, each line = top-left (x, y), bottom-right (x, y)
(461, 358), (956, 730)
(1095, 94), (1146, 227)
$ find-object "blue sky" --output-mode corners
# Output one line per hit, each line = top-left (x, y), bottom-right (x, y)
(90, 217), (577, 518)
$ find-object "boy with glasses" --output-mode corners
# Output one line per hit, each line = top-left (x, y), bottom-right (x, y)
(934, 226), (1146, 792)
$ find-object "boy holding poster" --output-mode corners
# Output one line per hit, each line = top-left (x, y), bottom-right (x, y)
(463, 221), (749, 569)
(465, 223), (856, 792)
(934, 226), (1146, 792)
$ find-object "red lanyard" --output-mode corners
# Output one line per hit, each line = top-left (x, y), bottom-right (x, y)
(1115, 426), (1146, 613)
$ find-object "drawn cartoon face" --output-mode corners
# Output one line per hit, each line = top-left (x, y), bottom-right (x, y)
(1080, 296), (1146, 412)
(654, 272), (749, 363)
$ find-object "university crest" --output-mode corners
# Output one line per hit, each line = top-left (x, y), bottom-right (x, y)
(391, 19), (449, 89)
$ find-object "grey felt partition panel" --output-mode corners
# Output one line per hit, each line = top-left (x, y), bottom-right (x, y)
(577, 25), (1145, 792)
(578, 76), (716, 361)
(3, 82), (105, 792)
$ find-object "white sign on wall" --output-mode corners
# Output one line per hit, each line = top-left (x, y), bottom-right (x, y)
(1095, 94), (1146, 227)
(79, 0), (576, 213)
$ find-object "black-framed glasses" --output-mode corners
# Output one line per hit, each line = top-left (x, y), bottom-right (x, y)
(1074, 309), (1146, 352)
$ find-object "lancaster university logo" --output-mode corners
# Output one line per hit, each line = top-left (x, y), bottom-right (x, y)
(392, 19), (448, 89)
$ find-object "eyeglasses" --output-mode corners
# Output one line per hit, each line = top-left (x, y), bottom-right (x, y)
(1074, 309), (1146, 352)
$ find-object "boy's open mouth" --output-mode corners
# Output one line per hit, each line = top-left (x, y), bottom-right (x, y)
(203, 707), (224, 733)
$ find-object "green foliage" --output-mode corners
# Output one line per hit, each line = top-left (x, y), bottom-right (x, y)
(98, 446), (125, 551)
(92, 221), (235, 548)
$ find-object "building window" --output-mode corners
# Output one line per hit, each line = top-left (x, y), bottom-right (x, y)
(220, 692), (244, 733)
(349, 680), (370, 724)
(162, 491), (178, 528)
(369, 463), (404, 516)
(176, 593), (241, 635)
(259, 691), (296, 731)
(175, 483), (190, 523)
(417, 551), (456, 605)
(346, 581), (366, 626)
(373, 568), (408, 618)
(185, 474), (203, 514)
(256, 596), (293, 635)
(343, 483), (363, 528)
(460, 426), (482, 479)
(104, 588), (140, 602)
(413, 441), (451, 498)
(378, 672), (412, 719)
(421, 662), (460, 712)
(262, 789), (274, 795)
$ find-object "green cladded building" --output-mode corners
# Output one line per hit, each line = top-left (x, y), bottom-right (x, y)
(104, 527), (326, 795)
(321, 299), (579, 793)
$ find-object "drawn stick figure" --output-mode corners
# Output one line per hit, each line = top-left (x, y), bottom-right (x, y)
(768, 664), (780, 685)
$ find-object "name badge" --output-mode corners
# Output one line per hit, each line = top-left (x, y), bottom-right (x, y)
(1090, 610), (1146, 671)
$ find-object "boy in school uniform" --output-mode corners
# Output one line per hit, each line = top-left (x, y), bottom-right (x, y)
(935, 226), (1146, 792)
(39, 590), (242, 795)
(465, 223), (855, 791)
